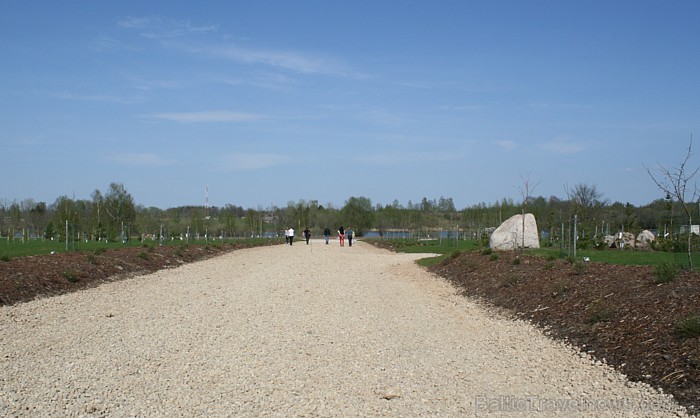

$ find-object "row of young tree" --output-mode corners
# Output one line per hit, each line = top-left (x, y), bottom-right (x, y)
(0, 181), (697, 247)
(3, 140), (697, 265)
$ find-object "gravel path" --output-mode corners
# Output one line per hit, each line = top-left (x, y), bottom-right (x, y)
(0, 240), (690, 417)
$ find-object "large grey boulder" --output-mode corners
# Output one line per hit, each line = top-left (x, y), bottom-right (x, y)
(619, 232), (636, 248)
(604, 235), (617, 247)
(489, 213), (540, 251)
(606, 232), (635, 248)
(636, 230), (656, 249)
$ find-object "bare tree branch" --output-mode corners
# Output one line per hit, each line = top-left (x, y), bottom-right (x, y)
(644, 137), (698, 269)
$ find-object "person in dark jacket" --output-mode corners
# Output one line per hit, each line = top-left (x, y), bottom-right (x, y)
(346, 227), (354, 247)
(323, 227), (331, 244)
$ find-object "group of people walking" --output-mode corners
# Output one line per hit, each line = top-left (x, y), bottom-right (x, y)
(284, 226), (354, 246)
(325, 226), (354, 246)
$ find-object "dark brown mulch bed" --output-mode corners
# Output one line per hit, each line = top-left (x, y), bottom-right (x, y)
(0, 241), (278, 307)
(422, 249), (699, 414)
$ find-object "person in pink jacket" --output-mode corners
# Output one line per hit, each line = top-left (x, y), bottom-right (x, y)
(338, 225), (345, 246)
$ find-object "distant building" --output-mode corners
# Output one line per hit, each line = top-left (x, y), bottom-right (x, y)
(680, 225), (700, 235)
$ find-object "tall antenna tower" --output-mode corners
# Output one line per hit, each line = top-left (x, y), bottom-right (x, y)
(205, 185), (210, 220)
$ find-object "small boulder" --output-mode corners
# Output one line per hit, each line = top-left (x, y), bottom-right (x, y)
(636, 230), (656, 249)
(609, 232), (636, 248)
(604, 235), (617, 248)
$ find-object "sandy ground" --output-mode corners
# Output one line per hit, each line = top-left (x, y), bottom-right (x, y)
(0, 240), (690, 416)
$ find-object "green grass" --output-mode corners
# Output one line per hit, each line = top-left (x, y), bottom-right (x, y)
(0, 237), (280, 259)
(675, 315), (700, 339)
(365, 239), (480, 267)
(394, 239), (477, 254)
(367, 238), (700, 270)
(532, 247), (700, 269)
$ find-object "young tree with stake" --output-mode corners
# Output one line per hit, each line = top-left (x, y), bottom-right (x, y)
(645, 138), (699, 270)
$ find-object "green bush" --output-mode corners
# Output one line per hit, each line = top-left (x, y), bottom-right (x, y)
(676, 315), (700, 339)
(459, 258), (478, 272)
(552, 278), (571, 295)
(137, 251), (149, 260)
(62, 270), (79, 283)
(572, 261), (587, 276)
(593, 236), (608, 250)
(94, 247), (107, 255)
(1, 255), (11, 262)
(449, 250), (462, 260)
(500, 274), (520, 288)
(587, 301), (615, 324)
(481, 248), (493, 256)
(489, 253), (499, 261)
(577, 237), (592, 250)
(512, 256), (521, 265)
(654, 262), (679, 284)
(479, 232), (490, 247)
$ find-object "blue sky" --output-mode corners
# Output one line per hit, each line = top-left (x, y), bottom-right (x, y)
(2, 1), (699, 210)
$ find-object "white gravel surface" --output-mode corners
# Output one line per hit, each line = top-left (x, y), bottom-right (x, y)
(0, 240), (690, 417)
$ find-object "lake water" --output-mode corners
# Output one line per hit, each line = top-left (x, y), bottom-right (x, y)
(362, 230), (462, 239)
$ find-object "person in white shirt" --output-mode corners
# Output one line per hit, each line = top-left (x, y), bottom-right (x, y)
(288, 227), (295, 245)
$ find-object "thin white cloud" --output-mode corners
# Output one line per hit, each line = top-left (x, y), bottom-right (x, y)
(526, 102), (585, 109)
(55, 92), (143, 104)
(440, 104), (485, 111)
(360, 108), (412, 126)
(190, 44), (348, 76)
(118, 17), (152, 29)
(537, 141), (584, 155)
(118, 16), (216, 38)
(109, 153), (177, 166)
(353, 151), (460, 166)
(149, 111), (265, 123)
(118, 16), (354, 77)
(218, 71), (296, 90)
(89, 36), (141, 52)
(218, 153), (292, 171)
(125, 76), (183, 91)
(495, 140), (517, 152)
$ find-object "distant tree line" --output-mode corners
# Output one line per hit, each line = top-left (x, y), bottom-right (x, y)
(1, 182), (698, 250)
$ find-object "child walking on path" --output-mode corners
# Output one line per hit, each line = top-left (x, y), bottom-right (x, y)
(338, 226), (345, 246)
